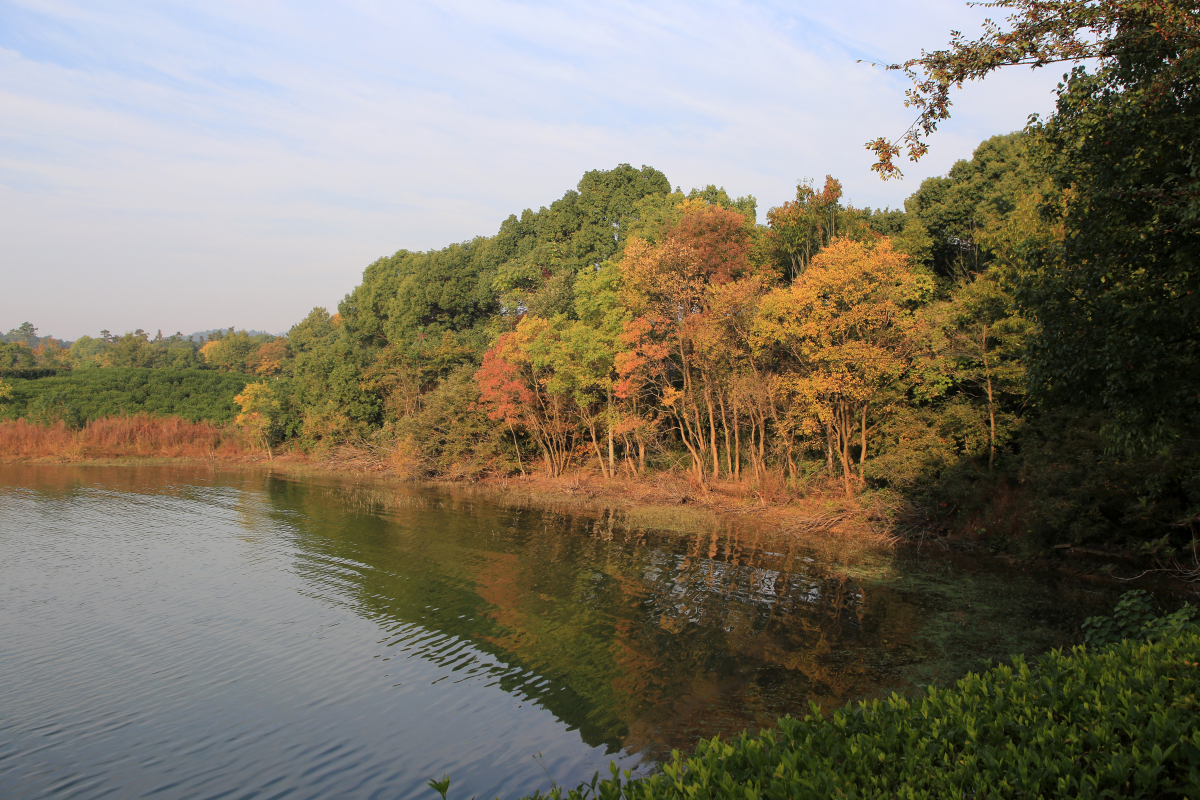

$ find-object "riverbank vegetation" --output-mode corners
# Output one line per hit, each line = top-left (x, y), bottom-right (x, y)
(466, 592), (1199, 800)
(3, 0), (1196, 566)
(0, 415), (246, 461)
(0, 368), (254, 425)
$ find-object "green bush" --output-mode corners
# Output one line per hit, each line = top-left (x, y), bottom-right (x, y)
(470, 599), (1200, 800)
(0, 368), (253, 424)
(1082, 591), (1199, 649)
(395, 365), (517, 478)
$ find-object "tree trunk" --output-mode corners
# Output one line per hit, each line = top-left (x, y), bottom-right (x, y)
(704, 386), (720, 479)
(982, 324), (996, 471)
(509, 423), (524, 476)
(859, 402), (868, 485)
(590, 426), (609, 479)
(731, 394), (741, 481)
(838, 405), (854, 497)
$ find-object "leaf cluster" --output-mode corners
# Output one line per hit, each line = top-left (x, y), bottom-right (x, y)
(867, 0), (1200, 177)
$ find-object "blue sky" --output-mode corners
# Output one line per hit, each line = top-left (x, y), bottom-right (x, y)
(0, 0), (1066, 340)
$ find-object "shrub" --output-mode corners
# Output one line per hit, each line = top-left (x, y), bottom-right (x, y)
(397, 365), (517, 479)
(0, 368), (252, 424)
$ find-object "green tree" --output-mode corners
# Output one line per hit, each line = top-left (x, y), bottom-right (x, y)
(110, 330), (162, 369)
(900, 133), (1046, 280)
(0, 342), (37, 369)
(285, 309), (380, 447)
(872, 0), (1200, 449)
(69, 335), (112, 368)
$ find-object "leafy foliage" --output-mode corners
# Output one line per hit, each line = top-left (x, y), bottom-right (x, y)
(866, 0), (1200, 177)
(0, 369), (253, 424)
(234, 381), (283, 456)
(1082, 590), (1198, 647)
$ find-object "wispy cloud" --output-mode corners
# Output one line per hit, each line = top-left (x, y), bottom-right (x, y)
(0, 0), (1064, 339)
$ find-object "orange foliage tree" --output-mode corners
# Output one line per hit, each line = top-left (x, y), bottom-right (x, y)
(619, 202), (764, 483)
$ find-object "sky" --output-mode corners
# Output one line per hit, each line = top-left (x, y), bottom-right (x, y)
(0, 0), (1067, 341)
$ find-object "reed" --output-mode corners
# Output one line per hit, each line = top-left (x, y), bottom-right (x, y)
(0, 415), (247, 460)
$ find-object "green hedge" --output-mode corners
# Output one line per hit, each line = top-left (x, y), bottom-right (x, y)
(482, 605), (1200, 799)
(0, 367), (69, 379)
(0, 368), (254, 425)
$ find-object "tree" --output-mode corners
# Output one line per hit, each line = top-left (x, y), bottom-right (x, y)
(899, 132), (1048, 280)
(0, 342), (37, 370)
(5, 322), (39, 346)
(766, 176), (845, 279)
(753, 238), (933, 495)
(475, 327), (576, 477)
(234, 382), (281, 458)
(619, 202), (760, 482)
(942, 269), (1031, 469)
(871, 0), (1200, 449)
(110, 330), (162, 369)
(34, 339), (72, 369)
(69, 335), (113, 368)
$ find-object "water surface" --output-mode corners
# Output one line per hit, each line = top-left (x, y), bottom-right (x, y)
(0, 465), (1118, 799)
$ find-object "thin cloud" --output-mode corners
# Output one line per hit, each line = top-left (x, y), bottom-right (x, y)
(0, 0), (1063, 339)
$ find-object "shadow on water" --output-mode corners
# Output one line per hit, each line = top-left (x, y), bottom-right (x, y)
(0, 463), (1123, 798)
(258, 470), (1121, 759)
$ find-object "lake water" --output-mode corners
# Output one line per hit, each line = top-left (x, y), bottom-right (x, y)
(0, 464), (1119, 800)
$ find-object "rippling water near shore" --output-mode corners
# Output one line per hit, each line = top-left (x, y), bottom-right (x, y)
(0, 464), (1117, 799)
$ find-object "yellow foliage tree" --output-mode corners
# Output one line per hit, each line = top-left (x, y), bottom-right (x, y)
(234, 382), (280, 458)
(752, 238), (932, 495)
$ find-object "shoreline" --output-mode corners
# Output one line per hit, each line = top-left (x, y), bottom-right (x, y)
(0, 450), (893, 541)
(0, 451), (1161, 587)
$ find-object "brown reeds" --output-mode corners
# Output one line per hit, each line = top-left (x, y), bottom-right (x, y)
(0, 415), (248, 461)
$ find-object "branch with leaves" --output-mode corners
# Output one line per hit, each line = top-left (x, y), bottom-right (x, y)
(866, 0), (1200, 177)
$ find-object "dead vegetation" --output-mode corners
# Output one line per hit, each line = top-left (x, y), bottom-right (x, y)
(0, 415), (248, 461)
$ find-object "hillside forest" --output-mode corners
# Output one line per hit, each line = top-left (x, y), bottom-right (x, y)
(2, 0), (1197, 561)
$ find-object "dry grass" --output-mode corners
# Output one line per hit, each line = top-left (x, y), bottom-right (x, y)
(0, 415), (249, 461)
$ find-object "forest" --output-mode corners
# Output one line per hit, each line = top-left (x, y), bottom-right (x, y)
(2, 0), (1196, 563)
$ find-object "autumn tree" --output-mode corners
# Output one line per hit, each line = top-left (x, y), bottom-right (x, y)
(753, 238), (932, 495)
(234, 381), (281, 458)
(475, 327), (576, 476)
(620, 201), (760, 482)
(245, 337), (289, 376)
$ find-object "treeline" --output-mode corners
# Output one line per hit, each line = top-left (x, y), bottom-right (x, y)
(216, 128), (1190, 555)
(5, 1), (1196, 559)
(3, 140), (1193, 555)
(0, 325), (287, 374)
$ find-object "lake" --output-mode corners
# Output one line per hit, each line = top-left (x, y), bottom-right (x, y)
(0, 464), (1118, 799)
